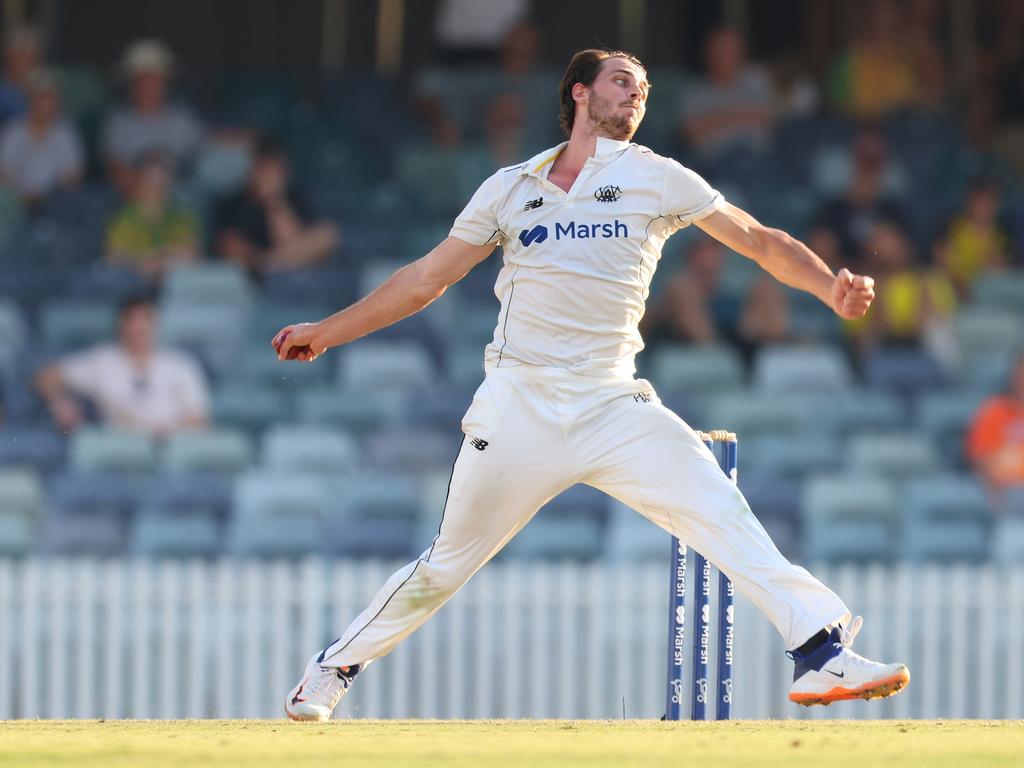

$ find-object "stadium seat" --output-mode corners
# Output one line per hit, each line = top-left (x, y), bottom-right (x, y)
(61, 265), (146, 302)
(221, 344), (331, 392)
(802, 474), (899, 562)
(145, 473), (232, 518)
(501, 515), (604, 561)
(794, 390), (907, 435)
(0, 299), (26, 349)
(324, 514), (418, 559)
(226, 514), (325, 558)
(337, 342), (435, 393)
(131, 512), (220, 558)
(703, 391), (800, 438)
(40, 300), (116, 351)
(604, 499), (670, 561)
(0, 428), (65, 474)
(648, 344), (745, 396)
(233, 471), (334, 521)
(248, 300), (332, 348)
(738, 470), (803, 558)
(212, 384), (287, 435)
(159, 304), (247, 377)
(38, 511), (126, 556)
(260, 266), (358, 308)
(297, 387), (403, 435)
(740, 433), (843, 478)
(992, 515), (1024, 564)
(847, 432), (941, 479)
(69, 428), (157, 473)
(162, 430), (253, 475)
(916, 391), (987, 468)
(48, 472), (147, 517)
(902, 475), (990, 562)
(864, 348), (948, 401)
(163, 264), (253, 309)
(752, 345), (853, 393)
(262, 427), (358, 475)
(0, 468), (44, 517)
(956, 308), (1022, 362)
(365, 427), (457, 473)
(445, 343), (489, 391)
(192, 140), (251, 196)
(0, 511), (33, 556)
(971, 269), (1024, 317)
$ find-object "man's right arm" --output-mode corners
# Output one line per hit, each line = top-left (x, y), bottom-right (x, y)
(273, 236), (495, 361)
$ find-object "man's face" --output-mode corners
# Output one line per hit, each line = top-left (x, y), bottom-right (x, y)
(119, 305), (156, 354)
(131, 71), (167, 111)
(28, 89), (57, 123)
(580, 57), (649, 141)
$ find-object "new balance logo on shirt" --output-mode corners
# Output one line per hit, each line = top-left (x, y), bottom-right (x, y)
(524, 197), (544, 210)
(470, 438), (489, 451)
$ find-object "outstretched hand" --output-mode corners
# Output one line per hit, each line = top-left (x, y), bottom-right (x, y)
(830, 268), (875, 320)
(272, 323), (327, 362)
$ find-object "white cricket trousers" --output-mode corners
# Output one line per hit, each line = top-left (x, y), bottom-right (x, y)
(319, 365), (850, 668)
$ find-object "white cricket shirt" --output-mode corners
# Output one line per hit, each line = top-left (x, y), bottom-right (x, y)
(450, 137), (723, 377)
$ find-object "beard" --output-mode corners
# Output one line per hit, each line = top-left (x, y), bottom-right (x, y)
(586, 91), (638, 141)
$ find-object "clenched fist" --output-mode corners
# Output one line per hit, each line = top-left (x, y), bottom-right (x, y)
(272, 323), (327, 362)
(830, 268), (875, 320)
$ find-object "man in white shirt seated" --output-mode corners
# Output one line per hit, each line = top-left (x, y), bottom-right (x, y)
(35, 295), (209, 437)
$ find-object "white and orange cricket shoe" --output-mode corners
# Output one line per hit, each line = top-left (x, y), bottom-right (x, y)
(285, 651), (364, 722)
(787, 616), (910, 706)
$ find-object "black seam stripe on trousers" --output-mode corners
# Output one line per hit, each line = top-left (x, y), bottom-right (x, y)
(319, 438), (462, 665)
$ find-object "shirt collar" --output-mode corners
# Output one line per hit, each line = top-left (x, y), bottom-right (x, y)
(521, 137), (632, 179)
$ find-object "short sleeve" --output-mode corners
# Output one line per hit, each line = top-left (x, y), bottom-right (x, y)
(449, 170), (507, 246)
(59, 347), (105, 397)
(662, 159), (723, 226)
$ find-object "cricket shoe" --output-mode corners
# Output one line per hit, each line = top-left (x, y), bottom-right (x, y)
(787, 616), (910, 706)
(285, 652), (364, 722)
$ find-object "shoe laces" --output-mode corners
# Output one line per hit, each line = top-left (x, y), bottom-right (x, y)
(306, 664), (356, 709)
(839, 615), (863, 648)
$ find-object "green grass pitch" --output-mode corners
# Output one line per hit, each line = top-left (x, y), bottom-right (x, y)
(1, 720), (1022, 767)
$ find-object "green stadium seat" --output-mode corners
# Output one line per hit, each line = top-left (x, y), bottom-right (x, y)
(41, 300), (116, 351)
(803, 474), (899, 563)
(648, 344), (744, 396)
(162, 429), (253, 475)
(847, 432), (941, 479)
(69, 428), (156, 473)
(902, 475), (990, 562)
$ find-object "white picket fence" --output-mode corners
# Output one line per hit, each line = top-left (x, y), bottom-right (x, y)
(0, 559), (1022, 720)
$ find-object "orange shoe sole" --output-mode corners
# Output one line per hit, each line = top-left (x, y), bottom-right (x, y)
(789, 667), (911, 707)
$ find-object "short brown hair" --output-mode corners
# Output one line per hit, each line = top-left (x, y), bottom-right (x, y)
(558, 48), (646, 138)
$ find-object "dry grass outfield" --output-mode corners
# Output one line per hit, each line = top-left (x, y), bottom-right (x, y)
(1, 720), (1022, 768)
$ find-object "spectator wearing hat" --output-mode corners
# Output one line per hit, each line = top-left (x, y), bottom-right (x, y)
(0, 25), (42, 124)
(101, 39), (203, 193)
(105, 150), (200, 279)
(0, 68), (83, 210)
(213, 137), (339, 274)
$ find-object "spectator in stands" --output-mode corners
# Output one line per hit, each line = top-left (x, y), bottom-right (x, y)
(213, 136), (338, 274)
(826, 0), (933, 118)
(105, 150), (200, 279)
(679, 26), (778, 161)
(433, 0), (529, 66)
(0, 69), (83, 212)
(967, 355), (1024, 493)
(942, 178), (1011, 298)
(102, 39), (203, 193)
(35, 295), (209, 437)
(845, 223), (956, 357)
(641, 238), (737, 346)
(810, 128), (909, 270)
(0, 25), (41, 124)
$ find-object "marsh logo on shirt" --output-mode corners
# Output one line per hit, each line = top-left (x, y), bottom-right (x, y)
(518, 224), (549, 246)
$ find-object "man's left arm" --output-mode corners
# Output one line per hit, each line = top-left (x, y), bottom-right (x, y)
(695, 201), (875, 320)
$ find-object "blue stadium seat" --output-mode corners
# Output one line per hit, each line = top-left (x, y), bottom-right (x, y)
(703, 391), (800, 438)
(604, 499), (670, 561)
(0, 299), (26, 349)
(802, 474), (899, 563)
(260, 267), (358, 308)
(163, 264), (254, 309)
(61, 265), (146, 302)
(753, 344), (853, 393)
(248, 300), (332, 347)
(145, 473), (232, 518)
(792, 389), (907, 434)
(262, 426), (358, 475)
(992, 514), (1024, 564)
(131, 512), (220, 558)
(233, 471), (333, 521)
(0, 512), (33, 556)
(162, 429), (254, 475)
(0, 428), (65, 474)
(956, 308), (1022, 362)
(902, 475), (990, 562)
(41, 300), (116, 352)
(337, 342), (436, 393)
(38, 511), (126, 556)
(847, 432), (941, 479)
(500, 516), (604, 561)
(69, 428), (157, 473)
(971, 269), (1024, 317)
(225, 514), (325, 558)
(212, 384), (287, 435)
(916, 391), (987, 468)
(648, 344), (745, 396)
(740, 433), (843, 478)
(0, 470), (44, 551)
(49, 472), (147, 517)
(192, 140), (251, 196)
(365, 427), (457, 473)
(864, 348), (948, 401)
(297, 387), (403, 435)
(159, 304), (248, 378)
(221, 345), (331, 392)
(324, 514), (418, 559)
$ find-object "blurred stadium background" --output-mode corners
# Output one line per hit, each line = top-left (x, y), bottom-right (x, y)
(1, 0), (1023, 721)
